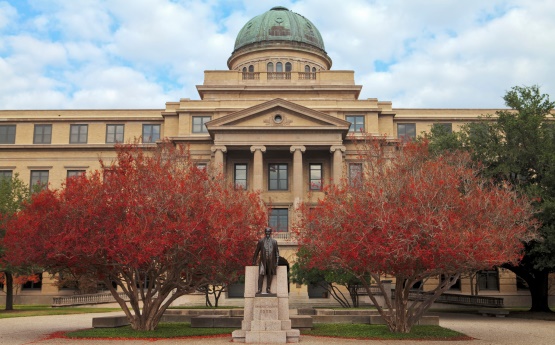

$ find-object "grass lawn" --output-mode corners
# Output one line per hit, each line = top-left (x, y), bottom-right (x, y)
(0, 305), (120, 319)
(64, 322), (468, 341)
(302, 324), (470, 340)
(66, 322), (234, 339)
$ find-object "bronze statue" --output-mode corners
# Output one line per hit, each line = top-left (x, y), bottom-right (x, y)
(253, 227), (279, 294)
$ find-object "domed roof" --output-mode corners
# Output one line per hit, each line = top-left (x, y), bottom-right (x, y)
(233, 6), (326, 52)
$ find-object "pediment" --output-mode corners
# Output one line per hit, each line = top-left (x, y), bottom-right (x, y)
(206, 98), (350, 131)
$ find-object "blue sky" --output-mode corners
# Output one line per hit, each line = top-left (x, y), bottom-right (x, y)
(1, 0), (554, 109)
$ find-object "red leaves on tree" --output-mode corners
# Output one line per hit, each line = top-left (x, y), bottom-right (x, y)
(3, 142), (267, 330)
(296, 140), (538, 332)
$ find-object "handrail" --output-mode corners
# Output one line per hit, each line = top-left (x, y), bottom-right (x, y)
(52, 291), (129, 307)
(242, 72), (260, 80)
(267, 72), (291, 80)
(357, 287), (503, 308)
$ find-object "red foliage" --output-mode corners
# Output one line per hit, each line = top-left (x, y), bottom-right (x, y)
(3, 142), (267, 330)
(296, 140), (538, 332)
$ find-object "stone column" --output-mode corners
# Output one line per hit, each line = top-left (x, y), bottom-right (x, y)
(211, 145), (227, 176)
(330, 145), (346, 185)
(290, 145), (306, 205)
(250, 145), (266, 191)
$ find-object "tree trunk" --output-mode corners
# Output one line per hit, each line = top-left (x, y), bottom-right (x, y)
(5, 272), (14, 311)
(528, 271), (552, 312)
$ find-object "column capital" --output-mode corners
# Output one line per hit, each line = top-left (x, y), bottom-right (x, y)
(211, 145), (227, 153)
(250, 145), (266, 153)
(290, 145), (306, 153)
(330, 145), (346, 153)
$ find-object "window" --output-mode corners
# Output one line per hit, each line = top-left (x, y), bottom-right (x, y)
(346, 115), (364, 133)
(67, 170), (86, 179)
(478, 270), (499, 291)
(276, 62), (283, 72)
(242, 67), (246, 73)
(285, 62), (292, 72)
(106, 124), (124, 143)
(0, 125), (16, 144)
(22, 273), (42, 290)
(433, 122), (453, 133)
(312, 67), (316, 73)
(267, 62), (274, 72)
(70, 124), (88, 144)
(30, 170), (49, 191)
(269, 208), (288, 232)
(248, 65), (254, 73)
(397, 123), (416, 141)
(33, 124), (52, 144)
(192, 116), (211, 133)
(234, 164), (247, 189)
(349, 163), (362, 186)
(309, 164), (322, 190)
(142, 124), (160, 143)
(0, 170), (12, 181)
(305, 65), (310, 73)
(268, 163), (288, 190)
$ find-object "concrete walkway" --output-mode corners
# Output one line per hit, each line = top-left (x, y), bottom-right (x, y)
(0, 311), (553, 344)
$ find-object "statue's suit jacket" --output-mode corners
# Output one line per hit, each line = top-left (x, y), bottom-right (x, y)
(253, 237), (279, 276)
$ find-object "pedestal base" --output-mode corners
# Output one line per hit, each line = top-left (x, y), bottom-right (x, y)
(232, 266), (300, 343)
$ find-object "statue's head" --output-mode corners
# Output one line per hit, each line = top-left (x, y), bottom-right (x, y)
(264, 227), (272, 237)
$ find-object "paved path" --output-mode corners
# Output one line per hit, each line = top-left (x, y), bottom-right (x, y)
(0, 311), (553, 344)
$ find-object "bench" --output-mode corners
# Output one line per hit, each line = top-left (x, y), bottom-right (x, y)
(92, 315), (130, 328)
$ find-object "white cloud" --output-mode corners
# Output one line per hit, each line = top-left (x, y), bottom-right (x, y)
(0, 1), (17, 30)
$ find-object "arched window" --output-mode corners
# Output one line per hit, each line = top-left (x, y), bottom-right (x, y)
(248, 65), (254, 72)
(242, 67), (247, 73)
(305, 65), (310, 73)
(312, 67), (316, 73)
(267, 62), (274, 72)
(285, 62), (292, 72)
(276, 62), (283, 72)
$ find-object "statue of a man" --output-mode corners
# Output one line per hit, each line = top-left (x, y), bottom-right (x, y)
(252, 227), (279, 294)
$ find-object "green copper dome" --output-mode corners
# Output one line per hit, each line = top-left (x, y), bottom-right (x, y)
(233, 6), (326, 52)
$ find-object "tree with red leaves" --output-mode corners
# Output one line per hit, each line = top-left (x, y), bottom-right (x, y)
(296, 139), (538, 333)
(4, 143), (266, 330)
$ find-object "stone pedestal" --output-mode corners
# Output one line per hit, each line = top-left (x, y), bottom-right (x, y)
(232, 266), (300, 343)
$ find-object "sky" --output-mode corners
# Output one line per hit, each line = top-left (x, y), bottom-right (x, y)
(1, 0), (554, 110)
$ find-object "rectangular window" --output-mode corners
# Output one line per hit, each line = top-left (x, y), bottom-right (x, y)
(0, 170), (13, 180)
(349, 163), (362, 186)
(478, 270), (499, 291)
(269, 208), (288, 232)
(309, 164), (322, 190)
(70, 124), (88, 144)
(434, 122), (453, 133)
(268, 163), (288, 190)
(346, 115), (365, 133)
(30, 170), (49, 191)
(67, 170), (86, 179)
(33, 124), (52, 144)
(106, 124), (124, 143)
(22, 273), (42, 290)
(234, 163), (247, 189)
(192, 116), (211, 133)
(142, 124), (160, 143)
(0, 125), (16, 144)
(397, 123), (416, 141)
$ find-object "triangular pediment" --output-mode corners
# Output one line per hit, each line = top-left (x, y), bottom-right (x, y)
(206, 98), (350, 131)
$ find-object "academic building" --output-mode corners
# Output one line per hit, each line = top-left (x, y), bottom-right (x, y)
(0, 6), (551, 307)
